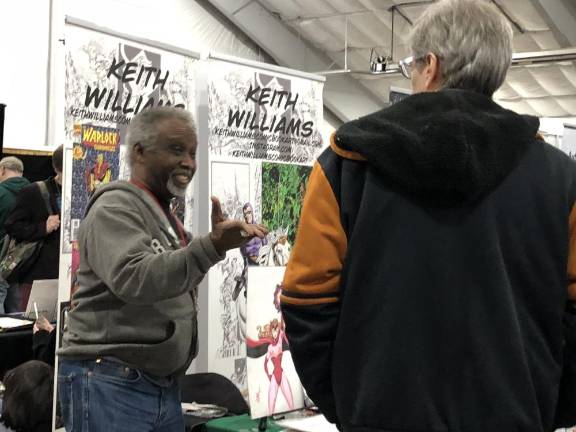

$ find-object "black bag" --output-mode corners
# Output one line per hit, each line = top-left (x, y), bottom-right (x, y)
(0, 181), (53, 282)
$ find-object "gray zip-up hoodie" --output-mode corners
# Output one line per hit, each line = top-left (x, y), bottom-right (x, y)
(58, 181), (223, 378)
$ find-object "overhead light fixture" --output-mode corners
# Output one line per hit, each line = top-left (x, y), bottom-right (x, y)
(511, 48), (576, 66)
(370, 55), (388, 73)
(316, 48), (576, 78)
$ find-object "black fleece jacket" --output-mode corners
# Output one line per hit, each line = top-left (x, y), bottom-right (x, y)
(4, 178), (61, 283)
(281, 89), (576, 432)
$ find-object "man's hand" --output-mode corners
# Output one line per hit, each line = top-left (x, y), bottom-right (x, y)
(46, 215), (60, 234)
(33, 315), (54, 334)
(209, 196), (268, 255)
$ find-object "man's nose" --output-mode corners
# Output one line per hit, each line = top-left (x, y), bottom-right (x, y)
(181, 153), (195, 169)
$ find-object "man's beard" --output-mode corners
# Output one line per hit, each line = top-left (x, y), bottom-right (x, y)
(166, 170), (191, 197)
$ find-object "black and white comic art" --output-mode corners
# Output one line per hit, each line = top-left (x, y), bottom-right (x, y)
(204, 59), (324, 394)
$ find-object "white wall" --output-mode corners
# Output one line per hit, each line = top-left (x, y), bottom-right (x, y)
(540, 117), (576, 136)
(321, 109), (342, 150)
(0, 1), (50, 151)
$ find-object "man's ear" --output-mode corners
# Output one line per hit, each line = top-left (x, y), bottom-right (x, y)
(133, 143), (145, 163)
(424, 53), (442, 92)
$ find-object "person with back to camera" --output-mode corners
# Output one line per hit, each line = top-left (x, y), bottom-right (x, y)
(280, 0), (576, 431)
(0, 360), (54, 432)
(0, 156), (30, 314)
(57, 106), (268, 432)
(4, 146), (63, 312)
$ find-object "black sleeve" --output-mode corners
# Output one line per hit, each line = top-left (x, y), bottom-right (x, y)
(282, 303), (341, 424)
(4, 185), (48, 242)
(554, 303), (576, 428)
(32, 330), (56, 366)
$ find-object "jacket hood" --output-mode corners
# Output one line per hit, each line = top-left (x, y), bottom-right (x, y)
(1, 176), (30, 193)
(86, 180), (164, 222)
(336, 89), (540, 203)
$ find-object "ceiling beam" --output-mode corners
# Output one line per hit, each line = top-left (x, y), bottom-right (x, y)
(530, 0), (576, 46)
(204, 0), (385, 122)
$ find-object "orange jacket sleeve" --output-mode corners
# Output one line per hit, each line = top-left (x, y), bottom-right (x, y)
(281, 161), (347, 305)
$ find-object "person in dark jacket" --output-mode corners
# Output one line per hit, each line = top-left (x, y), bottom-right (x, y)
(0, 156), (30, 313)
(281, 0), (576, 431)
(4, 146), (63, 312)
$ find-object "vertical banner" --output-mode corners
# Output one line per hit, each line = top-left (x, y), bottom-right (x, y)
(199, 56), (324, 410)
(60, 22), (197, 301)
(56, 23), (198, 424)
(0, 103), (5, 155)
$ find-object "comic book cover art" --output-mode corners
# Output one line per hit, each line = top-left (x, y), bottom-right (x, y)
(259, 162), (311, 266)
(70, 123), (120, 241)
(246, 267), (304, 419)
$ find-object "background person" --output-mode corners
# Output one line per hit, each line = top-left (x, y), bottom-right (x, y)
(4, 146), (63, 312)
(0, 360), (53, 432)
(0, 156), (29, 314)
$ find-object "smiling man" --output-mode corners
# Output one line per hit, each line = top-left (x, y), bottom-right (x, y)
(58, 107), (267, 432)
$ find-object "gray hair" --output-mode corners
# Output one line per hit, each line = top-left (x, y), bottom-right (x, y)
(409, 0), (513, 96)
(126, 106), (196, 165)
(0, 156), (24, 174)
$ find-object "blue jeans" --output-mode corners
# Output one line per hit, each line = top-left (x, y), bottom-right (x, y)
(58, 359), (185, 432)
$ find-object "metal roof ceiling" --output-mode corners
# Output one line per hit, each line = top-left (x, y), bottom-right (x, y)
(257, 0), (576, 117)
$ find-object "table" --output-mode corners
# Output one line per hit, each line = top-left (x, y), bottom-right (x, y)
(205, 415), (284, 432)
(0, 327), (33, 380)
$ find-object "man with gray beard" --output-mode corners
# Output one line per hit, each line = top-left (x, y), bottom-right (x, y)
(58, 107), (267, 432)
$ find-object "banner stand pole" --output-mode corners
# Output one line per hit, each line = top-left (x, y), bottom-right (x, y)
(0, 103), (5, 157)
(258, 416), (268, 431)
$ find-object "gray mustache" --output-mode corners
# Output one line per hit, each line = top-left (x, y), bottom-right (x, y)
(171, 171), (193, 178)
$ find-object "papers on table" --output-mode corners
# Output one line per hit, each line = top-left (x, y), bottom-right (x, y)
(0, 316), (34, 330)
(276, 414), (339, 432)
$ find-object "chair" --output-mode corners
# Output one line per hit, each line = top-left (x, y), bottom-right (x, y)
(179, 373), (249, 432)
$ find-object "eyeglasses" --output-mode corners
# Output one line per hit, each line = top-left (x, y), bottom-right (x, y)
(399, 56), (415, 79)
(399, 55), (427, 79)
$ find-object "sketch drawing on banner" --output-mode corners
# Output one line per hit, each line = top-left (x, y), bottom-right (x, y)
(208, 70), (254, 156)
(246, 267), (304, 419)
(230, 358), (247, 389)
(259, 162), (312, 266)
(211, 162), (250, 358)
(61, 147), (75, 254)
(211, 162), (250, 220)
(118, 144), (131, 180)
(213, 250), (245, 359)
(169, 180), (194, 232)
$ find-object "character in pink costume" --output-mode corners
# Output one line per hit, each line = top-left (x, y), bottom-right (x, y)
(247, 284), (294, 413)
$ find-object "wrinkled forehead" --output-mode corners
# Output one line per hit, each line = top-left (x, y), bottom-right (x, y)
(156, 117), (196, 142)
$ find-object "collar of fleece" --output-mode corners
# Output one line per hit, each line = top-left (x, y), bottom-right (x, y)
(336, 89), (540, 204)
